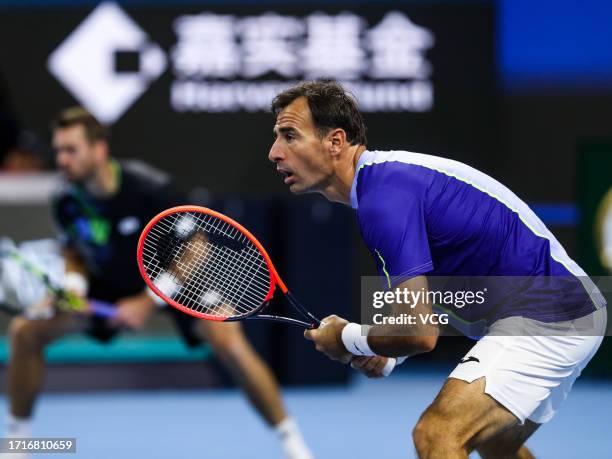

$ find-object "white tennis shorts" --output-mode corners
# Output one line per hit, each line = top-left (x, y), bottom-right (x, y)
(448, 308), (606, 424)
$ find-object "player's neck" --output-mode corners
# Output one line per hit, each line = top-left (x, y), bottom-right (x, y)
(321, 145), (366, 205)
(86, 160), (120, 198)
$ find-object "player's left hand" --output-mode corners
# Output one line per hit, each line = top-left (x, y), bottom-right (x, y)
(304, 315), (352, 364)
(350, 356), (390, 378)
(111, 295), (156, 330)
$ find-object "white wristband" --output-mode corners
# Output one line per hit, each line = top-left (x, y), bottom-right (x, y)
(63, 271), (89, 297)
(381, 356), (408, 377)
(381, 358), (397, 377)
(341, 322), (376, 356)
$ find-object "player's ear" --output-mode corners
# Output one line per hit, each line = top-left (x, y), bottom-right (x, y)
(94, 140), (109, 162)
(327, 128), (346, 158)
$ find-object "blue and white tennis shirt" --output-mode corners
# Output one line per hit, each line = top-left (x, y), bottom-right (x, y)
(351, 150), (605, 326)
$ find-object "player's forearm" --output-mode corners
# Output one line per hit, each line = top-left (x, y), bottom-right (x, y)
(367, 327), (437, 358)
(366, 275), (438, 357)
(341, 322), (438, 360)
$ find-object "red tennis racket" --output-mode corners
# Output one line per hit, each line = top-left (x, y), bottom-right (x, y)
(137, 205), (321, 328)
(137, 205), (399, 376)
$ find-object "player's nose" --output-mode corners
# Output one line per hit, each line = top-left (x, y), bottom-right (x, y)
(268, 140), (285, 163)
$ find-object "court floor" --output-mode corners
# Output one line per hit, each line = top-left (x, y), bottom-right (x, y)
(0, 371), (610, 458)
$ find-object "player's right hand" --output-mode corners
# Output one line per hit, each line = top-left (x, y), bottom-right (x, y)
(304, 315), (353, 364)
(350, 356), (391, 378)
(111, 295), (156, 330)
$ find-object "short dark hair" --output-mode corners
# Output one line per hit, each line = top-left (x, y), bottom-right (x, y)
(51, 106), (109, 144)
(271, 80), (367, 146)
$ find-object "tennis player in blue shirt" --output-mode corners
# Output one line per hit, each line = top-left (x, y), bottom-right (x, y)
(268, 81), (606, 458)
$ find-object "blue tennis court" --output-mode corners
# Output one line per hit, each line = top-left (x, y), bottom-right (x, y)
(1, 1), (611, 457)
(1, 371), (609, 458)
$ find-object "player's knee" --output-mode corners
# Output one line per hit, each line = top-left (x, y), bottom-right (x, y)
(203, 322), (248, 357)
(211, 339), (253, 369)
(413, 412), (461, 455)
(413, 415), (435, 454)
(9, 317), (44, 352)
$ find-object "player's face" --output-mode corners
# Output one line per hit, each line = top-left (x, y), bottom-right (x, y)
(269, 97), (334, 194)
(53, 125), (99, 183)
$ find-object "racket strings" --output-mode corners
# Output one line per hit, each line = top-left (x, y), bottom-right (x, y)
(141, 211), (272, 319)
(145, 219), (265, 318)
(184, 242), (266, 312)
(145, 215), (263, 317)
(175, 237), (263, 316)
(181, 228), (270, 316)
(156, 215), (270, 310)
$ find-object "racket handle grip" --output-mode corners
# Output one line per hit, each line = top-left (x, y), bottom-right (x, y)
(381, 357), (397, 377)
(89, 299), (117, 319)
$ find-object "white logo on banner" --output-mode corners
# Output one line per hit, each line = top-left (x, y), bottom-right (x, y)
(170, 10), (434, 112)
(48, 4), (434, 117)
(48, 2), (166, 123)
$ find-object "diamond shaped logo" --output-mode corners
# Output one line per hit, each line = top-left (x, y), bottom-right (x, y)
(48, 2), (166, 124)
